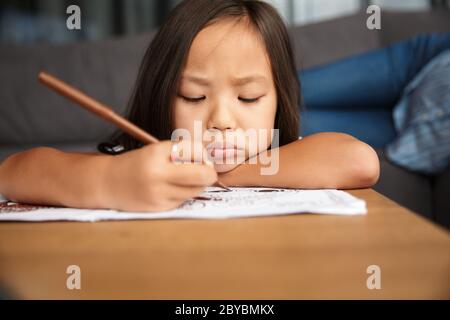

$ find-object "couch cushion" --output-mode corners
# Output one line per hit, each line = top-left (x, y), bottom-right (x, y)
(289, 12), (380, 70)
(373, 148), (433, 220)
(0, 142), (99, 163)
(0, 32), (154, 146)
(432, 164), (450, 229)
(380, 11), (450, 46)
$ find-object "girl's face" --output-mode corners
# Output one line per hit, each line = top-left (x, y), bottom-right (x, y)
(174, 18), (277, 173)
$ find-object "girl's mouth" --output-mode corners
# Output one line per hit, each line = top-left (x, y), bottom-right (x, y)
(206, 142), (245, 162)
(210, 148), (240, 158)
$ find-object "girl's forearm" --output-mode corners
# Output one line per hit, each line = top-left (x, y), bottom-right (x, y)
(0, 147), (112, 208)
(219, 132), (380, 189)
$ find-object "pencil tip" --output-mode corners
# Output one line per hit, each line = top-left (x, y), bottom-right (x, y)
(216, 180), (231, 191)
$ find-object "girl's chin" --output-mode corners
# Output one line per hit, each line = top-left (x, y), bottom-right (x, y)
(213, 163), (240, 173)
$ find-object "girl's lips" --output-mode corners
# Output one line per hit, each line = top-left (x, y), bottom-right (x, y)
(206, 142), (244, 161)
(209, 148), (244, 159)
(206, 142), (241, 150)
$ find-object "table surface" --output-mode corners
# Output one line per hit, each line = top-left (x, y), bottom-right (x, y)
(0, 188), (449, 299)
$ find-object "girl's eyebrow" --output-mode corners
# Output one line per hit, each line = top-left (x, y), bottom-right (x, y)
(182, 75), (210, 86)
(231, 75), (268, 86)
(181, 74), (268, 86)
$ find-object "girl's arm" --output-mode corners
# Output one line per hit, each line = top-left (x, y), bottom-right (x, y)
(0, 147), (113, 208)
(0, 142), (217, 211)
(218, 132), (380, 189)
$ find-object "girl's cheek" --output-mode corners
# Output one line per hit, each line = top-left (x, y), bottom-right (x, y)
(173, 103), (200, 131)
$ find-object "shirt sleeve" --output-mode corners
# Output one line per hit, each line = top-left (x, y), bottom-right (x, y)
(97, 142), (126, 155)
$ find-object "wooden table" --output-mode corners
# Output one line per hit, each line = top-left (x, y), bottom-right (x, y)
(0, 188), (449, 299)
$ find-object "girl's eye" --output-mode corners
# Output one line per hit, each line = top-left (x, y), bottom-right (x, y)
(179, 95), (205, 103)
(239, 97), (260, 104)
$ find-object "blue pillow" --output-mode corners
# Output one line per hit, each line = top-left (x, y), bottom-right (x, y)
(300, 109), (396, 148)
(386, 50), (450, 175)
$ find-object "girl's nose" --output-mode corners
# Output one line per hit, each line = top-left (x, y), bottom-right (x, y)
(207, 100), (237, 131)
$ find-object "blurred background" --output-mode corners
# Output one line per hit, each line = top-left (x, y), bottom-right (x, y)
(1, 0), (449, 44)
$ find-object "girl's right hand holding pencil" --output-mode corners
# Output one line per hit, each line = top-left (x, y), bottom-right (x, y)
(102, 140), (217, 212)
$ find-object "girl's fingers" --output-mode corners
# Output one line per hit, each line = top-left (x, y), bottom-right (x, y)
(164, 183), (207, 202)
(166, 162), (218, 187)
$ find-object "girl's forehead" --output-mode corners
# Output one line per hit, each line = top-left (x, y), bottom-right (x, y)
(184, 18), (272, 77)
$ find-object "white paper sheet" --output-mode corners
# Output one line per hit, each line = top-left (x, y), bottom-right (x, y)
(0, 187), (366, 222)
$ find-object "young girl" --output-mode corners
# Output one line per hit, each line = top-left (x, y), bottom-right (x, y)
(0, 0), (379, 212)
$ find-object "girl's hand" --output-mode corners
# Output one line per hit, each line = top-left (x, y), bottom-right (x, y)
(103, 141), (217, 212)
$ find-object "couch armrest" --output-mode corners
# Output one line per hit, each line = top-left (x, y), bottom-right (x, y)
(433, 164), (450, 230)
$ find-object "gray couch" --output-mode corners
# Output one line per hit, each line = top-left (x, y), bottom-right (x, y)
(1, 11), (449, 228)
